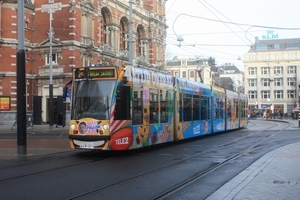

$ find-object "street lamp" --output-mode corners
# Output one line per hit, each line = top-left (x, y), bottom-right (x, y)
(268, 78), (274, 117)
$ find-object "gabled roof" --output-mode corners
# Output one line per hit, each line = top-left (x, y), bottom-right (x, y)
(36, 38), (64, 48)
(248, 38), (300, 53)
(219, 77), (233, 90)
(219, 64), (241, 73)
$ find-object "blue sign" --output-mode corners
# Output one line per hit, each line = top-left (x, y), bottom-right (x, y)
(262, 30), (278, 40)
(261, 104), (267, 108)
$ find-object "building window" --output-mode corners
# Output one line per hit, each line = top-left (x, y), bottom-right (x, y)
(261, 91), (270, 99)
(287, 54), (297, 59)
(287, 90), (296, 99)
(274, 90), (283, 99)
(274, 78), (283, 86)
(182, 71), (186, 78)
(287, 66), (296, 74)
(287, 78), (296, 86)
(274, 54), (282, 60)
(262, 78), (270, 86)
(248, 67), (257, 75)
(248, 91), (257, 99)
(274, 66), (283, 75)
(261, 66), (270, 75)
(273, 44), (280, 49)
(256, 44), (267, 50)
(286, 43), (298, 49)
(261, 55), (269, 61)
(248, 55), (256, 61)
(45, 53), (58, 65)
(190, 71), (194, 78)
(248, 79), (257, 87)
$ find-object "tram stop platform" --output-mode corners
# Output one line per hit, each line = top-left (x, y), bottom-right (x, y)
(0, 119), (300, 199)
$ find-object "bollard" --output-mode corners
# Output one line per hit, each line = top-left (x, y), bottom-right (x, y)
(298, 112), (300, 127)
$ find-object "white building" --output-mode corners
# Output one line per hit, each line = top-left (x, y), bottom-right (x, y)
(244, 37), (300, 115)
(165, 57), (212, 85)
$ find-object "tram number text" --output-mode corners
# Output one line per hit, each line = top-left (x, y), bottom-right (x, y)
(115, 137), (129, 145)
(80, 142), (94, 149)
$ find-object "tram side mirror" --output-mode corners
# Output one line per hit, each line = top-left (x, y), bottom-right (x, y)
(117, 77), (128, 99)
(63, 80), (72, 102)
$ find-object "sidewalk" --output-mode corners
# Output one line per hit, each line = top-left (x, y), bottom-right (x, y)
(0, 123), (68, 132)
(251, 117), (300, 129)
(206, 142), (300, 200)
(0, 123), (70, 160)
(207, 118), (300, 200)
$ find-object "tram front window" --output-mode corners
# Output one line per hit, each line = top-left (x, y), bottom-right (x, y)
(72, 80), (115, 120)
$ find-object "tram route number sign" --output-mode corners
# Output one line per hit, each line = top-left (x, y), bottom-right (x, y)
(74, 68), (116, 79)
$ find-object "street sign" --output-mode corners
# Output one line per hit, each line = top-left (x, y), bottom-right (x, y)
(41, 3), (62, 13)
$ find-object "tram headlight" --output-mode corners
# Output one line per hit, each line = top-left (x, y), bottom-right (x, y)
(103, 124), (109, 130)
(71, 124), (75, 130)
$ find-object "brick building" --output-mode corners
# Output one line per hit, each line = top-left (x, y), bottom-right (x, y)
(0, 0), (167, 124)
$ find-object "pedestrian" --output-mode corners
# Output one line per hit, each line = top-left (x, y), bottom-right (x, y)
(56, 111), (64, 128)
(247, 113), (250, 124)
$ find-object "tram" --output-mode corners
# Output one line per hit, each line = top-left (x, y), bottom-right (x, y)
(66, 65), (248, 150)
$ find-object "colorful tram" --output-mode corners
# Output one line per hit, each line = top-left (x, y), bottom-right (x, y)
(67, 65), (248, 150)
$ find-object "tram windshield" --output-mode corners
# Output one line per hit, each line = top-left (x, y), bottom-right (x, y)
(71, 80), (115, 120)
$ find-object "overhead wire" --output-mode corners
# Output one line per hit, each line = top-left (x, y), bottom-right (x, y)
(198, 0), (250, 46)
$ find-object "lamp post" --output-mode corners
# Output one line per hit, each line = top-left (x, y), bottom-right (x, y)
(268, 78), (274, 118)
(128, 0), (133, 65)
(42, 2), (61, 128)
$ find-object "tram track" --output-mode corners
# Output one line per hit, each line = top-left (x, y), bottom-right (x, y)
(152, 124), (290, 199)
(68, 123), (291, 199)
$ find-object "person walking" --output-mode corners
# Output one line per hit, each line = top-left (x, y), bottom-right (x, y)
(56, 111), (64, 128)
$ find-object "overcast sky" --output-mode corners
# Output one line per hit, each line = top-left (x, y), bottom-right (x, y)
(165, 0), (300, 70)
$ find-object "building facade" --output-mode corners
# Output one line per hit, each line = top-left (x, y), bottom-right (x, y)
(166, 57), (244, 92)
(244, 37), (300, 116)
(166, 57), (213, 85)
(218, 63), (244, 93)
(0, 0), (167, 124)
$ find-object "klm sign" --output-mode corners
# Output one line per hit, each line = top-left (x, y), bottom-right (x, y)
(262, 30), (278, 40)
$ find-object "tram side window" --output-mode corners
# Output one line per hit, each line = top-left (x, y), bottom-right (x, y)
(235, 99), (239, 118)
(150, 88), (159, 124)
(160, 89), (168, 123)
(241, 101), (246, 118)
(227, 99), (232, 118)
(132, 89), (143, 125)
(193, 95), (200, 120)
(215, 98), (220, 119)
(220, 99), (224, 119)
(200, 96), (209, 120)
(179, 93), (183, 122)
(215, 98), (224, 119)
(183, 94), (192, 121)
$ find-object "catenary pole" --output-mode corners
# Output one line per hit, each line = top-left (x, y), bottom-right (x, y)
(17, 0), (27, 155)
(42, 3), (61, 128)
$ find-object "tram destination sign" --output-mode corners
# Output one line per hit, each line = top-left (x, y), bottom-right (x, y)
(74, 68), (116, 79)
